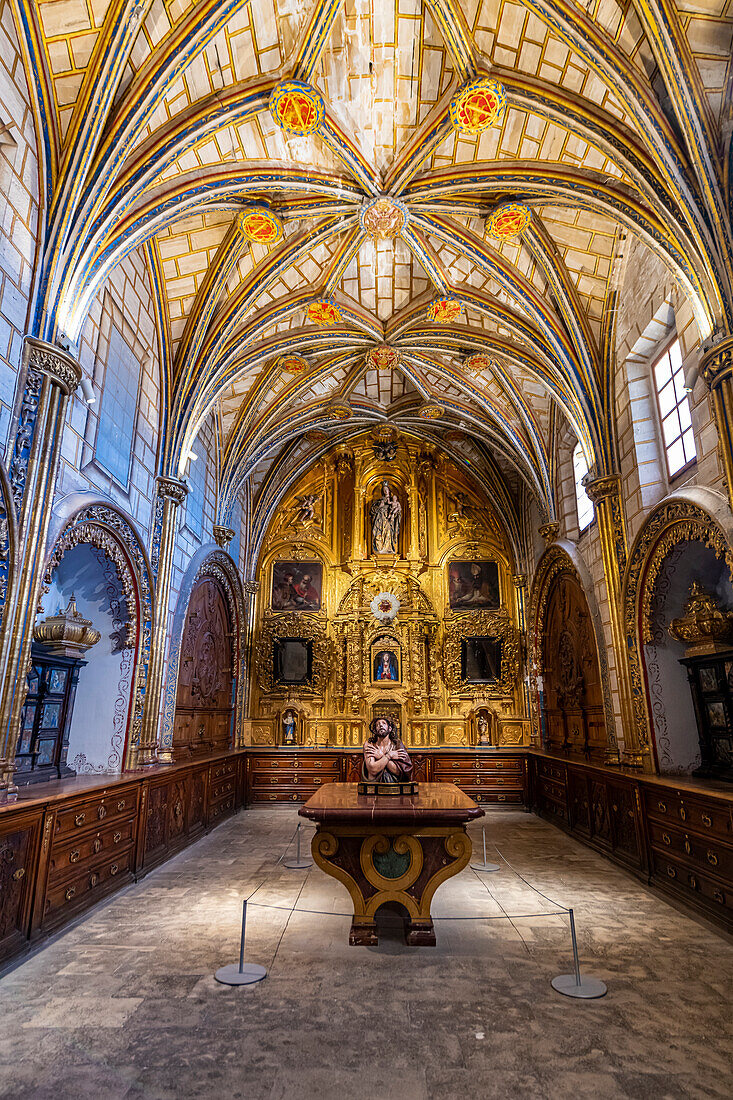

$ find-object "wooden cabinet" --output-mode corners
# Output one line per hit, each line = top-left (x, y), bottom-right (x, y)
(246, 752), (342, 803)
(431, 752), (526, 805)
(0, 807), (43, 963)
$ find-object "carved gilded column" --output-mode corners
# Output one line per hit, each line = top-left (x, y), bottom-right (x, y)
(241, 579), (259, 722)
(511, 573), (527, 632)
(583, 474), (629, 766)
(0, 338), (81, 796)
(701, 336), (733, 506)
(140, 476), (188, 766)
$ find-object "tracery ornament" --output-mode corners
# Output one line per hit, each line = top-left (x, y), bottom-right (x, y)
(40, 506), (154, 753)
(255, 612), (329, 697)
(450, 77), (506, 133)
(366, 345), (400, 371)
(308, 298), (342, 325)
(276, 354), (309, 375)
(623, 501), (733, 756)
(485, 203), (532, 241)
(269, 80), (325, 134)
(442, 609), (520, 699)
(359, 196), (408, 241)
(427, 297), (463, 324)
(237, 206), (283, 245)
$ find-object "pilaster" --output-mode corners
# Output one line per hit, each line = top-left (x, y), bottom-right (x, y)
(701, 335), (733, 508)
(583, 474), (628, 767)
(0, 338), (81, 797)
(140, 476), (188, 766)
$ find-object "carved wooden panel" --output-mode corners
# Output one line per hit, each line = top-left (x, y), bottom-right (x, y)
(0, 812), (41, 961)
(541, 570), (607, 761)
(173, 577), (234, 760)
(144, 782), (168, 857)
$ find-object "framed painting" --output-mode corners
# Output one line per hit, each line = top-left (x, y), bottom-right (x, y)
(373, 648), (400, 683)
(461, 636), (502, 683)
(273, 638), (313, 685)
(271, 561), (322, 611)
(448, 561), (500, 610)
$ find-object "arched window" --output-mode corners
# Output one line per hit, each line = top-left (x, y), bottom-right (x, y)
(652, 338), (696, 478)
(573, 442), (593, 532)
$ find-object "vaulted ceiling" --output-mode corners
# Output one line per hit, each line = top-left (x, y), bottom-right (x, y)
(25, 0), (733, 539)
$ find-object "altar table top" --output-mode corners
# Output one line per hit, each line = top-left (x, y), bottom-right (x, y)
(299, 782), (484, 826)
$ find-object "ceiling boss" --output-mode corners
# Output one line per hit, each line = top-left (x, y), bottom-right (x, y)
(360, 196), (409, 241)
(237, 207), (284, 246)
(269, 80), (325, 135)
(450, 76), (507, 133)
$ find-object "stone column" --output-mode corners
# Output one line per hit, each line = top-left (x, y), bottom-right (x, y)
(701, 335), (733, 507)
(0, 338), (81, 797)
(583, 474), (629, 767)
(139, 476), (188, 766)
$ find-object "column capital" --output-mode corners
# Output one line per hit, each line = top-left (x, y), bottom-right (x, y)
(155, 475), (188, 505)
(583, 473), (621, 504)
(213, 524), (235, 549)
(23, 337), (82, 396)
(538, 522), (560, 543)
(700, 334), (733, 387)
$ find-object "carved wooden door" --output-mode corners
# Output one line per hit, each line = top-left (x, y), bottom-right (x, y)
(541, 570), (606, 761)
(172, 577), (234, 760)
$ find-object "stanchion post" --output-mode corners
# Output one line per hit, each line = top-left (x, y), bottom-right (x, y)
(214, 899), (267, 986)
(551, 907), (607, 999)
(284, 821), (313, 871)
(471, 826), (500, 873)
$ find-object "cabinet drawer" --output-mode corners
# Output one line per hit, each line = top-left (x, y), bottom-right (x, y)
(209, 778), (235, 803)
(48, 816), (136, 886)
(644, 788), (732, 841)
(650, 850), (733, 917)
(43, 848), (134, 927)
(251, 790), (303, 803)
(249, 756), (301, 770)
(538, 760), (566, 782)
(54, 787), (139, 840)
(649, 821), (733, 879)
(209, 760), (236, 781)
(208, 796), (235, 823)
(467, 789), (524, 806)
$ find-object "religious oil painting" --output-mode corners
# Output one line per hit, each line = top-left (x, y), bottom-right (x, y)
(271, 561), (322, 611)
(274, 638), (313, 685)
(448, 560), (500, 609)
(461, 637), (502, 683)
(373, 649), (400, 683)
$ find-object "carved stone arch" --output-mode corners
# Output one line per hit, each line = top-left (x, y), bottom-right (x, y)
(40, 500), (154, 767)
(622, 491), (733, 768)
(162, 548), (246, 754)
(529, 542), (617, 760)
(0, 458), (18, 630)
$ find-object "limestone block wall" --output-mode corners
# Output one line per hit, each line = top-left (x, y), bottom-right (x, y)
(55, 247), (162, 541)
(0, 0), (40, 454)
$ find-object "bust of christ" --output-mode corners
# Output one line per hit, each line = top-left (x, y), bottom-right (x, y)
(362, 717), (413, 783)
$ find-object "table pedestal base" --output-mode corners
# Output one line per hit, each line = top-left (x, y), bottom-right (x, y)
(312, 824), (472, 946)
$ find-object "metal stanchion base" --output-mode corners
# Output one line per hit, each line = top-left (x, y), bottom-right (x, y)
(471, 861), (501, 872)
(283, 859), (312, 870)
(551, 974), (607, 999)
(215, 963), (267, 986)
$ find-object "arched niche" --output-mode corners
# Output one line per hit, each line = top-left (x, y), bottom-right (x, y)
(161, 549), (245, 758)
(37, 503), (153, 772)
(529, 544), (617, 762)
(623, 493), (733, 773)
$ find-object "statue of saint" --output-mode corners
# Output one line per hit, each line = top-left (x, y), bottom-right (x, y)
(370, 480), (401, 554)
(477, 713), (490, 745)
(282, 709), (297, 745)
(362, 717), (412, 783)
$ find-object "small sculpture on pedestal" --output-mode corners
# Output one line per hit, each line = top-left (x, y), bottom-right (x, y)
(477, 712), (491, 746)
(282, 708), (298, 746)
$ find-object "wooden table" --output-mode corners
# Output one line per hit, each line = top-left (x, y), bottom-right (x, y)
(299, 782), (484, 945)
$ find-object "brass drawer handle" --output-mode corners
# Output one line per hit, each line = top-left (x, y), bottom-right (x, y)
(12, 867), (24, 881)
(92, 838), (102, 854)
(714, 888), (725, 904)
(679, 807), (686, 822)
(75, 813), (86, 827)
(498, 795), (506, 802)
(315, 761), (322, 768)
(110, 863), (119, 875)
(497, 778), (504, 785)
(667, 865), (676, 879)
(97, 805), (107, 820)
(452, 762), (459, 769)
(89, 872), (99, 888)
(688, 873), (698, 889)
(117, 800), (126, 811)
(496, 762), (503, 768)
(658, 801), (667, 813)
(702, 814), (712, 828)
(314, 779), (321, 785)
(684, 839), (691, 855)
(113, 832), (122, 844)
(707, 850), (718, 867)
(65, 886), (76, 901)
(69, 850), (80, 863)
(662, 833), (671, 845)
(268, 794), (277, 801)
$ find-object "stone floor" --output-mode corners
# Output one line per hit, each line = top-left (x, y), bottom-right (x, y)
(0, 807), (732, 1099)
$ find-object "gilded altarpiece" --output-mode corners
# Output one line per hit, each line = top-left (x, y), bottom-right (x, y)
(248, 432), (529, 749)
